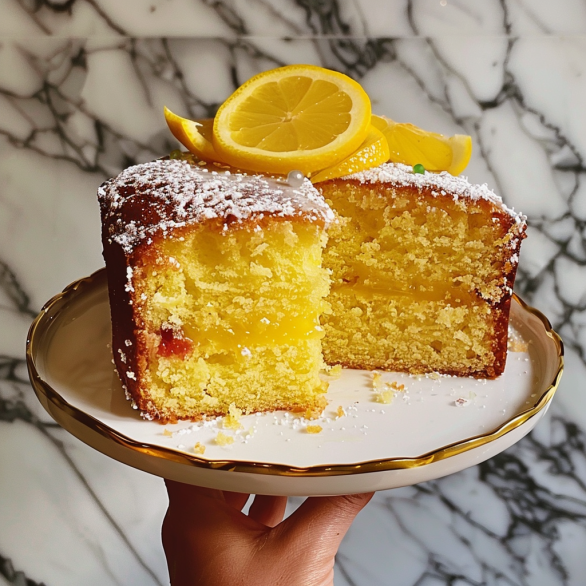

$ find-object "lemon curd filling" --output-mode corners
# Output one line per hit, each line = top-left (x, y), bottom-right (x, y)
(134, 220), (330, 419)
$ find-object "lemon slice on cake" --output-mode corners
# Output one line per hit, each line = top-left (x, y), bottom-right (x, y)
(212, 64), (372, 175)
(311, 126), (390, 183)
(372, 114), (472, 175)
(164, 107), (226, 163)
(165, 69), (472, 179)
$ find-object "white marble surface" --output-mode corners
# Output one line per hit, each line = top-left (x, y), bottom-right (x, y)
(1, 0), (585, 584)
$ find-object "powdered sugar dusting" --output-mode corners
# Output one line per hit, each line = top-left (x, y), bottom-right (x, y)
(343, 163), (527, 225)
(99, 159), (334, 254)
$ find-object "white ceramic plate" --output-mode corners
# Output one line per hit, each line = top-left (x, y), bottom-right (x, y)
(27, 269), (563, 496)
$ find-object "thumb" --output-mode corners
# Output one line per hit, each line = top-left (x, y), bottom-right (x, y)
(275, 493), (374, 557)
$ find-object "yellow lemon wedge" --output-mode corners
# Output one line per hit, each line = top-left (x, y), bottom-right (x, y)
(371, 114), (472, 176)
(164, 107), (226, 163)
(310, 126), (390, 183)
(212, 64), (372, 175)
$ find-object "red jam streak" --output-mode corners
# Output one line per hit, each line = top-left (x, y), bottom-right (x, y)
(157, 324), (193, 359)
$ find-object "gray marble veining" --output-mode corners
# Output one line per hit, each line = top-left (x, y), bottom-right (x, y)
(1, 0), (586, 584)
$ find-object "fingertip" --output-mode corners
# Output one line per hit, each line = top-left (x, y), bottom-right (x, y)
(278, 492), (374, 541)
(304, 492), (374, 522)
(337, 492), (375, 510)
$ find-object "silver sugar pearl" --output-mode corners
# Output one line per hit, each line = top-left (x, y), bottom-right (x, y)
(287, 170), (305, 188)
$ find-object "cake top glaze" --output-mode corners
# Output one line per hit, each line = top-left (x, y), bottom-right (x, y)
(343, 162), (527, 225)
(98, 158), (335, 254)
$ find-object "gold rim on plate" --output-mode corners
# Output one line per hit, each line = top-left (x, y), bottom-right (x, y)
(26, 268), (564, 478)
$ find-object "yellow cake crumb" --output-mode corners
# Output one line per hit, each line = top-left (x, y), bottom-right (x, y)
(376, 390), (394, 404)
(508, 339), (528, 352)
(507, 328), (528, 352)
(336, 405), (346, 418)
(306, 424), (323, 434)
(193, 442), (206, 455)
(223, 403), (243, 430)
(373, 381), (404, 404)
(305, 407), (321, 420)
(372, 371), (382, 387)
(215, 432), (234, 445)
(305, 396), (327, 420)
(388, 381), (405, 392)
(162, 429), (173, 437)
(327, 364), (343, 378)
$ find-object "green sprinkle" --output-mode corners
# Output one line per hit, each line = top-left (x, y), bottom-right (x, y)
(413, 163), (426, 174)
(169, 149), (184, 160)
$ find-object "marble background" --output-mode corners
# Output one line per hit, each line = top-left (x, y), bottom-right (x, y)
(2, 0), (586, 584)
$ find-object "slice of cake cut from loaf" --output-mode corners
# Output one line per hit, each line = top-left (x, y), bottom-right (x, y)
(98, 158), (333, 423)
(318, 162), (526, 379)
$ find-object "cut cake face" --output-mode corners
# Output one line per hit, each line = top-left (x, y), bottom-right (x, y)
(98, 158), (333, 422)
(320, 162), (527, 379)
(98, 158), (526, 422)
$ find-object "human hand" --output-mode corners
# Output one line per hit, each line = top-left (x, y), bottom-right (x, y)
(162, 480), (373, 586)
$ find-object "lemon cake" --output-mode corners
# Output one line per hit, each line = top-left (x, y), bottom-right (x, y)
(319, 162), (526, 379)
(99, 158), (525, 422)
(98, 158), (333, 423)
